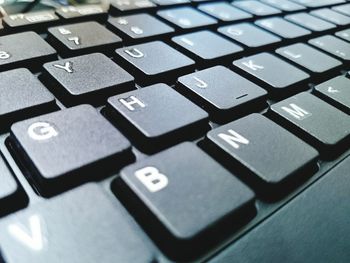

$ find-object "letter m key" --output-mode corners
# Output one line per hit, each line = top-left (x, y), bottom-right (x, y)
(281, 103), (311, 120)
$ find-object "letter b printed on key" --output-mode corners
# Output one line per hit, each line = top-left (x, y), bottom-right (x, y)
(135, 167), (168, 192)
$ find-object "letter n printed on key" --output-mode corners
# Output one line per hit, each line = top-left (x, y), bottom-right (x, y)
(218, 129), (249, 149)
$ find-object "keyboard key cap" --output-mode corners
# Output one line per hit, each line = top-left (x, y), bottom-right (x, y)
(157, 7), (217, 29)
(270, 92), (350, 156)
(55, 5), (108, 21)
(0, 68), (56, 131)
(3, 11), (59, 31)
(151, 0), (189, 5)
(43, 53), (134, 106)
(332, 3), (350, 16)
(116, 41), (194, 84)
(210, 155), (350, 263)
(285, 12), (336, 32)
(291, 0), (345, 8)
(198, 2), (252, 22)
(218, 23), (281, 48)
(110, 0), (156, 12)
(107, 84), (208, 152)
(0, 32), (56, 71)
(261, 0), (306, 12)
(0, 184), (155, 263)
(0, 155), (27, 216)
(276, 43), (341, 73)
(310, 8), (350, 26)
(309, 35), (350, 61)
(255, 17), (311, 39)
(233, 1), (281, 16)
(114, 142), (255, 259)
(335, 29), (350, 42)
(48, 22), (122, 56)
(206, 114), (318, 197)
(10, 105), (132, 196)
(177, 66), (267, 121)
(0, 20), (4, 34)
(233, 53), (309, 96)
(108, 14), (174, 40)
(172, 30), (243, 62)
(314, 76), (350, 114)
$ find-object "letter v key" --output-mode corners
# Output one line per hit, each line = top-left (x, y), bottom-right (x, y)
(8, 214), (46, 251)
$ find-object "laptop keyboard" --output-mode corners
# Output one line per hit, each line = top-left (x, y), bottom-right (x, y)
(1, 0), (350, 262)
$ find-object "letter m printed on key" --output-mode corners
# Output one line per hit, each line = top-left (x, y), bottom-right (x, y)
(218, 129), (249, 149)
(281, 103), (311, 120)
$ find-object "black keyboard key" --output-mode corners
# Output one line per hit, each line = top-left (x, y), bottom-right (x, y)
(314, 76), (350, 114)
(233, 53), (309, 96)
(270, 92), (350, 156)
(43, 53), (134, 106)
(10, 105), (132, 196)
(55, 5), (108, 21)
(332, 3), (350, 16)
(151, 0), (189, 5)
(114, 142), (255, 259)
(3, 11), (59, 31)
(177, 66), (267, 121)
(291, 0), (345, 8)
(198, 2), (252, 22)
(210, 155), (350, 263)
(261, 0), (306, 12)
(276, 43), (341, 73)
(255, 17), (311, 39)
(116, 41), (194, 84)
(0, 68), (56, 131)
(0, 32), (56, 71)
(0, 20), (4, 34)
(218, 23), (281, 48)
(172, 30), (243, 61)
(310, 8), (350, 26)
(309, 35), (350, 61)
(285, 13), (336, 32)
(157, 7), (217, 29)
(233, 1), (281, 16)
(110, 0), (156, 12)
(48, 22), (122, 56)
(336, 29), (350, 42)
(206, 114), (318, 197)
(108, 14), (174, 40)
(0, 184), (155, 263)
(107, 84), (208, 152)
(0, 155), (27, 216)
